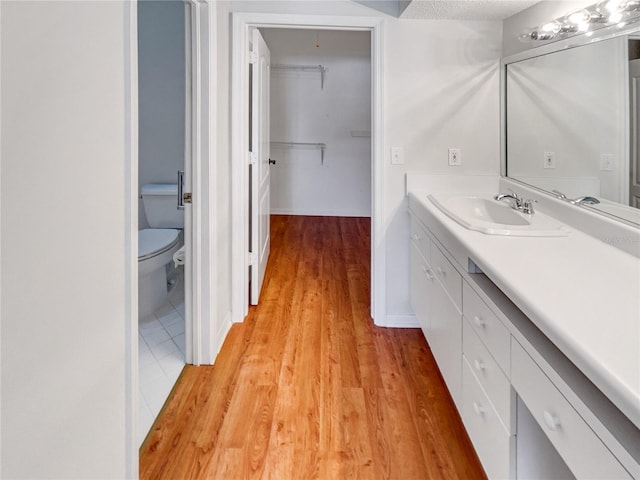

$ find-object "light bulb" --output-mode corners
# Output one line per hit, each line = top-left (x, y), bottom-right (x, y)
(596, 0), (623, 13)
(566, 9), (592, 24)
(559, 23), (579, 34)
(540, 21), (561, 34)
(596, 0), (630, 22)
(517, 30), (534, 42)
(530, 29), (556, 41)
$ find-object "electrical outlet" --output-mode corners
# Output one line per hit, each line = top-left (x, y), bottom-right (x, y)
(391, 146), (404, 165)
(448, 148), (461, 166)
(600, 153), (615, 171)
(543, 151), (555, 169)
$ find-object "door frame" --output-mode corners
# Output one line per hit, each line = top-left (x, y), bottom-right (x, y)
(184, 0), (218, 367)
(124, 2), (138, 476)
(231, 13), (385, 324)
(131, 2), (216, 368)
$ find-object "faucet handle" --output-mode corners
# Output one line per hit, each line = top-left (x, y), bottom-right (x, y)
(507, 189), (521, 200)
(522, 199), (537, 214)
(510, 190), (524, 208)
(552, 190), (567, 200)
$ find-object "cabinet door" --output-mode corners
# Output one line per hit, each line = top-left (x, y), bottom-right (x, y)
(512, 339), (632, 479)
(431, 277), (462, 409)
(410, 242), (433, 340)
(462, 358), (515, 480)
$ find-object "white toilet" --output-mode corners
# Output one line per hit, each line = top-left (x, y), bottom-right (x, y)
(139, 183), (184, 318)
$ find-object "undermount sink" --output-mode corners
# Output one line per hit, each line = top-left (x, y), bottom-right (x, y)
(428, 194), (569, 237)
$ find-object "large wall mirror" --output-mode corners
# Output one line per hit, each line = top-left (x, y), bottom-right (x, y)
(504, 24), (640, 227)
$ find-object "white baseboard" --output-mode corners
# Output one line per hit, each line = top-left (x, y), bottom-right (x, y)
(271, 207), (371, 218)
(385, 314), (419, 328)
(212, 311), (233, 363)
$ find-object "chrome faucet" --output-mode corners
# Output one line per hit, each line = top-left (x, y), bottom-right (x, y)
(494, 192), (523, 209)
(551, 189), (600, 205)
(494, 191), (536, 214)
(570, 196), (600, 205)
(522, 199), (536, 214)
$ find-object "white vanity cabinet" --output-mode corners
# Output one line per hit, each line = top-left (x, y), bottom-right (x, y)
(408, 207), (639, 480)
(409, 218), (432, 339)
(410, 216), (462, 409)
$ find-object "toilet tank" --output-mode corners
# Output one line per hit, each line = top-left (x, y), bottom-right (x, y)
(141, 184), (184, 228)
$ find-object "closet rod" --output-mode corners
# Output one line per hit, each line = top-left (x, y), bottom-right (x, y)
(271, 141), (326, 164)
(271, 64), (327, 89)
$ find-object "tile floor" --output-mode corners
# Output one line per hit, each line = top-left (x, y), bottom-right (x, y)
(138, 278), (185, 446)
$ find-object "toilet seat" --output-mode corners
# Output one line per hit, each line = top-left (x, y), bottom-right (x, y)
(138, 228), (181, 261)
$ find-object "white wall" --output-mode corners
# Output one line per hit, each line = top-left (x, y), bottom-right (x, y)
(1, 2), (132, 477)
(216, 1), (502, 325)
(138, 0), (185, 227)
(261, 28), (371, 217)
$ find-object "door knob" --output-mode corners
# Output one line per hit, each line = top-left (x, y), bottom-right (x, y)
(269, 159), (276, 165)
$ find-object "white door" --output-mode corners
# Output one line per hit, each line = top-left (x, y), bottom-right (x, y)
(630, 59), (640, 207)
(183, 2), (195, 360)
(250, 28), (271, 305)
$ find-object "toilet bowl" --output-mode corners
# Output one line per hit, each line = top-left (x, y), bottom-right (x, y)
(138, 183), (184, 318)
(138, 228), (183, 318)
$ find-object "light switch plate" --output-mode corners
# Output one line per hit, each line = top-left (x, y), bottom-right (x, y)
(448, 148), (461, 166)
(391, 146), (404, 165)
(600, 153), (615, 171)
(543, 151), (555, 169)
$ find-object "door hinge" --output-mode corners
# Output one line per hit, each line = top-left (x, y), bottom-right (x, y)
(249, 151), (257, 165)
(248, 51), (258, 64)
(248, 251), (257, 266)
(183, 192), (192, 204)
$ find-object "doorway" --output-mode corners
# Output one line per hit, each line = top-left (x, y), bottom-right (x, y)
(231, 13), (385, 325)
(248, 27), (373, 304)
(134, 0), (218, 454)
(136, 0), (189, 445)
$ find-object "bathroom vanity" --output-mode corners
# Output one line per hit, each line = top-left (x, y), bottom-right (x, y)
(407, 176), (640, 479)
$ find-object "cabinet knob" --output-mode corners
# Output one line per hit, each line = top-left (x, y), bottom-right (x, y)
(543, 411), (561, 431)
(437, 267), (445, 277)
(473, 316), (485, 328)
(425, 269), (434, 280)
(411, 234), (420, 241)
(472, 402), (485, 416)
(473, 359), (486, 372)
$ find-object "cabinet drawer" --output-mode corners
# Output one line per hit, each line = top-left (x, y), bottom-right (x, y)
(431, 281), (462, 410)
(463, 320), (513, 433)
(431, 244), (462, 310)
(410, 216), (430, 263)
(462, 358), (514, 480)
(511, 339), (631, 479)
(410, 242), (434, 339)
(463, 281), (510, 375)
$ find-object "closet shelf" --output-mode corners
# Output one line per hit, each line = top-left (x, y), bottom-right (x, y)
(271, 64), (327, 89)
(350, 130), (371, 138)
(270, 141), (326, 164)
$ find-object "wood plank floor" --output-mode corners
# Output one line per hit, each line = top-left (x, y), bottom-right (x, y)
(140, 215), (486, 479)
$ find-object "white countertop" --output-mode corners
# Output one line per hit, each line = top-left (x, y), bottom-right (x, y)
(409, 190), (640, 430)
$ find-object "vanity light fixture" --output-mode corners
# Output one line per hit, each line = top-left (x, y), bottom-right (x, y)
(519, 0), (640, 42)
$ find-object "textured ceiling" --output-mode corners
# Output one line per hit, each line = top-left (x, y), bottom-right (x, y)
(400, 0), (539, 20)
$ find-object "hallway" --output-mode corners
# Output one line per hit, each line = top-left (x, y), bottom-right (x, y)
(140, 215), (485, 479)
